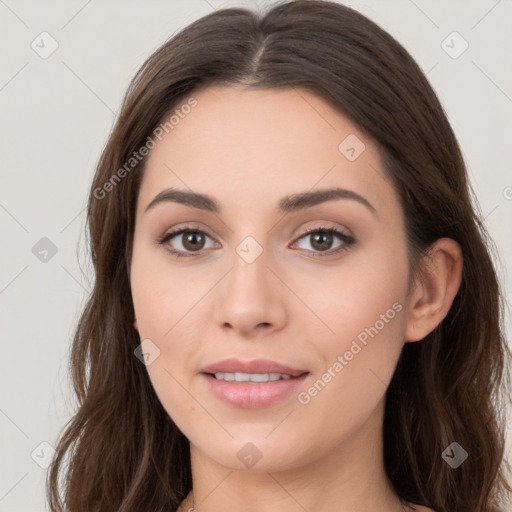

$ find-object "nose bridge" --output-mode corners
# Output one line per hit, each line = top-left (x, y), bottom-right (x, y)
(215, 235), (286, 335)
(225, 239), (273, 306)
(225, 220), (273, 289)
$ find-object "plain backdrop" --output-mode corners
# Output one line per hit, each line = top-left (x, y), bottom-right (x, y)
(1, 1), (511, 510)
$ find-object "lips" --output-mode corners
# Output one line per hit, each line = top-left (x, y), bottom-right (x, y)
(201, 358), (308, 377)
(200, 358), (310, 408)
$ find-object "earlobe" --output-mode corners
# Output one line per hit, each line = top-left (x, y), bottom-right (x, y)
(404, 238), (463, 343)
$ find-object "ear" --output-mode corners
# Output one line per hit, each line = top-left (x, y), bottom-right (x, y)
(404, 238), (463, 343)
(133, 317), (138, 331)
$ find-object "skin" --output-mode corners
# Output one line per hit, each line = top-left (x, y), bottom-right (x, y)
(129, 85), (462, 512)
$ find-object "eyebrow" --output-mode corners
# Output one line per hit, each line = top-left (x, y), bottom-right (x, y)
(144, 187), (376, 215)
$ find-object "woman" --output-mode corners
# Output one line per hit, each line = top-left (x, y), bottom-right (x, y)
(47, 1), (512, 511)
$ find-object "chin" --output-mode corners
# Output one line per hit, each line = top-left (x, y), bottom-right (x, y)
(192, 434), (316, 474)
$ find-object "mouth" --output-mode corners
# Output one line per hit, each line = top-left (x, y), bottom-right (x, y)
(201, 357), (308, 377)
(206, 371), (308, 383)
(200, 358), (310, 408)
(201, 370), (310, 409)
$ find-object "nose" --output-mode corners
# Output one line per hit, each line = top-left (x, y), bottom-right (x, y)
(215, 252), (287, 339)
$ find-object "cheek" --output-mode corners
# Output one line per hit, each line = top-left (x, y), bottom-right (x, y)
(297, 236), (408, 406)
(305, 235), (409, 347)
(130, 240), (207, 405)
(130, 241), (204, 338)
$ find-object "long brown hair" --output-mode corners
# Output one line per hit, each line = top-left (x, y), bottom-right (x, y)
(46, 1), (512, 511)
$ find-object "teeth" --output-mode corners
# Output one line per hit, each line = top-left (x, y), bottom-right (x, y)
(214, 372), (293, 383)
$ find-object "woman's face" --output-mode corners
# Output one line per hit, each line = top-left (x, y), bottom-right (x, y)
(130, 85), (413, 471)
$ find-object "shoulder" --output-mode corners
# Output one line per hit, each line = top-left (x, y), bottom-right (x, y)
(406, 503), (437, 512)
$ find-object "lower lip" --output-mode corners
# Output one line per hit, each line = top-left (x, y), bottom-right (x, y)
(202, 373), (309, 409)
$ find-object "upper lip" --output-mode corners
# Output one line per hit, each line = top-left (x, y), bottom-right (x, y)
(201, 358), (308, 377)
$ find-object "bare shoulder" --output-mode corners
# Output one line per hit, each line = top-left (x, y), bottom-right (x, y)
(406, 503), (437, 512)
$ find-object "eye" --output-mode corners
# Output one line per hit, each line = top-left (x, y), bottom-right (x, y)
(291, 226), (354, 258)
(156, 225), (218, 258)
(156, 224), (355, 258)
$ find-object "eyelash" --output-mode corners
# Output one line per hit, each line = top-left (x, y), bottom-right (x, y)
(155, 224), (355, 259)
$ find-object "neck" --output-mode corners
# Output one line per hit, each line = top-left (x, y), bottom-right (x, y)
(180, 399), (408, 512)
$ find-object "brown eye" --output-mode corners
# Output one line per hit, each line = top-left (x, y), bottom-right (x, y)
(157, 227), (217, 257)
(292, 226), (355, 257)
(181, 231), (206, 251)
(309, 231), (335, 251)
(158, 225), (354, 259)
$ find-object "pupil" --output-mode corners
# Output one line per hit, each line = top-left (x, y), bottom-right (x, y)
(184, 232), (203, 250)
(313, 232), (332, 250)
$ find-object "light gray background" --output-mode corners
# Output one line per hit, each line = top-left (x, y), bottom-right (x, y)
(1, 1), (511, 510)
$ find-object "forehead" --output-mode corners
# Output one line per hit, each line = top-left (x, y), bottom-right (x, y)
(137, 85), (398, 220)
(148, 84), (373, 165)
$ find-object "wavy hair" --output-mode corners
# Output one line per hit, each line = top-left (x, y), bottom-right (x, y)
(47, 1), (512, 511)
